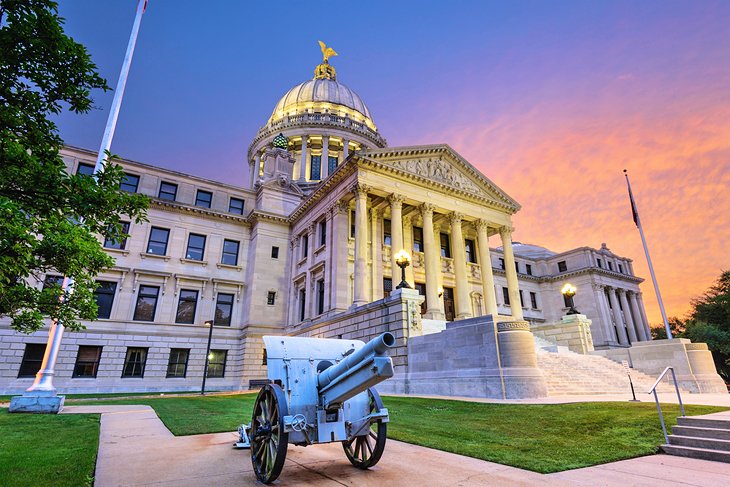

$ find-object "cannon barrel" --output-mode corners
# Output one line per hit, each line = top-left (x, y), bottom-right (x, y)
(317, 332), (395, 408)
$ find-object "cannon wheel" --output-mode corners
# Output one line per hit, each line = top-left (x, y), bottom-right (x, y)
(251, 383), (289, 484)
(342, 387), (387, 469)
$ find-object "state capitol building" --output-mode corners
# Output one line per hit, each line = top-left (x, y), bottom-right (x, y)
(0, 51), (653, 394)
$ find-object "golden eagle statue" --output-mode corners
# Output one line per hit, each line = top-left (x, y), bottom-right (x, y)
(318, 40), (338, 63)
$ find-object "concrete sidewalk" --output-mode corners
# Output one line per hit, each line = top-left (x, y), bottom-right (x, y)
(62, 404), (730, 487)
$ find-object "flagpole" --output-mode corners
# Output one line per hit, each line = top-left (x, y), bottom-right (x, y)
(25, 0), (148, 397)
(624, 169), (672, 339)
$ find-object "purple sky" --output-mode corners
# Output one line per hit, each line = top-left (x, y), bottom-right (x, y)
(55, 0), (730, 324)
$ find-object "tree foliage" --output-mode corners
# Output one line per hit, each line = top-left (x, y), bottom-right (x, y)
(0, 0), (149, 333)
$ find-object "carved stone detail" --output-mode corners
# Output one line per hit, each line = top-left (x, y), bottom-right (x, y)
(448, 212), (464, 225)
(497, 321), (531, 332)
(350, 182), (371, 197)
(419, 202), (435, 217)
(387, 193), (406, 208)
(386, 157), (481, 194)
(475, 219), (490, 232)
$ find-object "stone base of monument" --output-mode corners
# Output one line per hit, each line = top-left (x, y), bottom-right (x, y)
(591, 338), (727, 394)
(9, 392), (65, 414)
(531, 314), (595, 354)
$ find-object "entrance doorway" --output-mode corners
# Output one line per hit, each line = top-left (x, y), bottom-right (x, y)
(443, 287), (455, 321)
(415, 283), (427, 315)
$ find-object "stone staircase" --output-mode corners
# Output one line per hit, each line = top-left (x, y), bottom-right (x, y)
(535, 342), (684, 396)
(663, 413), (730, 462)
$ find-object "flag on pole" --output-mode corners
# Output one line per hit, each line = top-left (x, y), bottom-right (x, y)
(624, 169), (639, 227)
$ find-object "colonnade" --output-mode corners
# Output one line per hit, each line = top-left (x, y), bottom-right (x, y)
(352, 184), (523, 321)
(593, 284), (650, 346)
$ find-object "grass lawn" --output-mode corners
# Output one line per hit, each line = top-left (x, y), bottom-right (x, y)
(72, 393), (726, 473)
(0, 409), (100, 487)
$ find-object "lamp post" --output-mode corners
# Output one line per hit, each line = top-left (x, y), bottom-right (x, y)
(561, 283), (579, 315)
(394, 249), (412, 289)
(201, 320), (214, 395)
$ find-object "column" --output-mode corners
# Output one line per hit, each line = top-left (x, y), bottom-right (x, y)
(248, 160), (256, 189)
(628, 291), (648, 341)
(388, 194), (405, 281)
(329, 200), (349, 312)
(618, 289), (638, 343)
(592, 284), (615, 345)
(402, 215), (415, 287)
(299, 136), (308, 182)
(352, 183), (370, 307)
(475, 220), (498, 317)
(420, 203), (443, 319)
(449, 213), (471, 319)
(499, 226), (523, 320)
(322, 135), (330, 178)
(637, 292), (652, 339)
(371, 207), (383, 300)
(323, 209), (333, 312)
(342, 138), (350, 161)
(607, 287), (629, 345)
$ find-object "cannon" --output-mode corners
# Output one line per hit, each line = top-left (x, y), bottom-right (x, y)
(240, 332), (395, 483)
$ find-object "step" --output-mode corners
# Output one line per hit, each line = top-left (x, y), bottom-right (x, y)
(661, 444), (730, 463)
(672, 425), (730, 441)
(678, 416), (730, 430)
(668, 435), (730, 452)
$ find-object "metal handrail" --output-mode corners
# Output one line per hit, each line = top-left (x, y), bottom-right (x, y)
(648, 366), (685, 443)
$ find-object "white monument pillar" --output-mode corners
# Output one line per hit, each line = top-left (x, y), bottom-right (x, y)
(352, 184), (369, 307)
(449, 213), (471, 319)
(607, 287), (629, 345)
(618, 289), (638, 343)
(500, 226), (523, 320)
(389, 194), (405, 281)
(420, 203), (443, 319)
(321, 135), (330, 178)
(330, 200), (350, 312)
(299, 136), (309, 182)
(342, 138), (350, 161)
(475, 220), (498, 317)
(628, 291), (648, 341)
(402, 215), (415, 287)
(593, 284), (616, 345)
(371, 207), (383, 300)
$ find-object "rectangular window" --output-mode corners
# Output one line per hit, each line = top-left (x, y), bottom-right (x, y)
(271, 246), (279, 259)
(299, 289), (306, 321)
(175, 289), (199, 324)
(158, 181), (178, 201)
(94, 281), (117, 319)
(465, 239), (476, 263)
(195, 189), (213, 208)
(519, 290), (524, 307)
(618, 264), (624, 273)
(415, 282), (427, 315)
(558, 261), (567, 272)
(502, 287), (510, 306)
(214, 293), (234, 326)
(267, 291), (276, 306)
(317, 279), (325, 315)
(301, 234), (309, 259)
(597, 258), (603, 268)
(122, 347), (148, 377)
(207, 350), (227, 378)
(73, 346), (102, 378)
(413, 227), (424, 252)
(319, 219), (327, 247)
(166, 348), (189, 378)
(17, 343), (46, 378)
(383, 278), (393, 298)
(146, 227), (170, 255)
(120, 173), (140, 193)
(530, 292), (538, 309)
(229, 197), (245, 215)
(328, 155), (338, 175)
(43, 274), (64, 290)
(608, 261), (614, 271)
(440, 233), (451, 258)
(133, 285), (160, 321)
(383, 219), (392, 246)
(76, 163), (95, 177)
(104, 221), (130, 250)
(515, 262), (520, 274)
(350, 210), (356, 238)
(310, 155), (322, 180)
(221, 239), (240, 266)
(499, 258), (505, 270)
(526, 264), (533, 276)
(185, 233), (206, 261)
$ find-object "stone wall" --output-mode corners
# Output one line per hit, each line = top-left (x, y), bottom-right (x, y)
(531, 314), (594, 354)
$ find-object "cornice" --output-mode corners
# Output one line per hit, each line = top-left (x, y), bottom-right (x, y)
(246, 210), (290, 225)
(150, 199), (250, 225)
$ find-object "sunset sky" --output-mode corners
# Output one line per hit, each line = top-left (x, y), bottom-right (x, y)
(55, 1), (730, 327)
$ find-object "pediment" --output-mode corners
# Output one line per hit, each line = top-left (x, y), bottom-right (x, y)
(357, 144), (520, 212)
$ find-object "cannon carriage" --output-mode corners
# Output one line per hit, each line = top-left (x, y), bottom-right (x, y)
(241, 332), (396, 483)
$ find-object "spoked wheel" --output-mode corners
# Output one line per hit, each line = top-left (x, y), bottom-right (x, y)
(342, 387), (387, 469)
(251, 384), (289, 483)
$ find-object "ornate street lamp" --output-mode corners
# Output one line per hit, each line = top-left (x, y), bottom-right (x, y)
(201, 319), (215, 395)
(394, 249), (412, 289)
(561, 283), (580, 315)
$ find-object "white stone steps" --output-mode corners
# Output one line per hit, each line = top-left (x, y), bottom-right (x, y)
(661, 444), (730, 463)
(664, 415), (730, 463)
(672, 425), (730, 441)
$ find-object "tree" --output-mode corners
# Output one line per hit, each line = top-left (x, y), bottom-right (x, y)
(0, 0), (148, 333)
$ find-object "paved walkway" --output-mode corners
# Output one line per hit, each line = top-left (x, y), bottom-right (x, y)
(62, 404), (730, 487)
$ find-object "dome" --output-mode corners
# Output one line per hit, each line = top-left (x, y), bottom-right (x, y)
(503, 242), (557, 259)
(268, 78), (376, 130)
